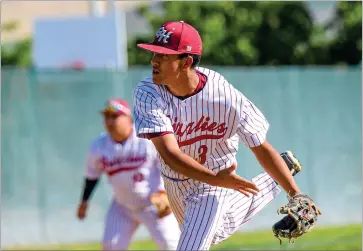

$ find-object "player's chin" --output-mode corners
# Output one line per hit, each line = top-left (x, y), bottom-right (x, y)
(152, 74), (163, 85)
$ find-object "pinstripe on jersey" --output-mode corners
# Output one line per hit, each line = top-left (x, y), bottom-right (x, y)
(132, 67), (281, 250)
(87, 130), (181, 250)
(86, 130), (165, 211)
(133, 67), (269, 180)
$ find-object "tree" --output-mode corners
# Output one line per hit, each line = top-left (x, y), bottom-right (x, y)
(1, 2), (361, 67)
(132, 1), (331, 66)
(327, 1), (362, 65)
(1, 21), (32, 67)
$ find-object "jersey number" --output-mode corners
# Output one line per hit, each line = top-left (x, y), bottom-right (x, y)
(133, 173), (145, 183)
(197, 145), (208, 164)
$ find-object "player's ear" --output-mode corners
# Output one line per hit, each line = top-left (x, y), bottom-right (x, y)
(180, 56), (193, 71)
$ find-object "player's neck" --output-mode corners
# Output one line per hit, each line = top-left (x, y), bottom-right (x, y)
(167, 70), (199, 97)
(110, 128), (133, 144)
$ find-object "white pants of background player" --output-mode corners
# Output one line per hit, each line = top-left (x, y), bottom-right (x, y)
(163, 172), (281, 251)
(102, 199), (181, 250)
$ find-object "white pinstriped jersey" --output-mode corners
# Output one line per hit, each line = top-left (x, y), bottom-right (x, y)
(133, 67), (269, 181)
(85, 130), (165, 211)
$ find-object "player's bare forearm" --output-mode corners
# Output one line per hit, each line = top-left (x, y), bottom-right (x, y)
(151, 134), (260, 196)
(250, 141), (301, 197)
(151, 134), (218, 185)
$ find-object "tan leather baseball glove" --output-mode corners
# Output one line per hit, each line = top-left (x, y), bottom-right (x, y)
(150, 190), (172, 218)
(272, 194), (322, 244)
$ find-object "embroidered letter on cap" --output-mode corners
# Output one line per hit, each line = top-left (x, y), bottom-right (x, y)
(155, 27), (173, 44)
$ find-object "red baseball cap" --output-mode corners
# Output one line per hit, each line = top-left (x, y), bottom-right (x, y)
(137, 21), (202, 55)
(101, 98), (131, 116)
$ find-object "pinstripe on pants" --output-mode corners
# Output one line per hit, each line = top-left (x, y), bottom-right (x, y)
(163, 172), (281, 250)
(102, 199), (180, 250)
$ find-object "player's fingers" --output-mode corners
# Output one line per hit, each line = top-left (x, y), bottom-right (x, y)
(244, 187), (259, 196)
(236, 178), (259, 192)
(236, 185), (258, 196)
(77, 209), (86, 220)
(243, 180), (259, 191)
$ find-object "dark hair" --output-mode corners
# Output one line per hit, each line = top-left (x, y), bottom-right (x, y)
(178, 53), (201, 68)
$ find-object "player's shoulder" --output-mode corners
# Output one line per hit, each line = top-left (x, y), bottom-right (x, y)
(133, 76), (168, 108)
(89, 132), (109, 153)
(197, 66), (243, 97)
(134, 75), (165, 98)
(197, 66), (229, 85)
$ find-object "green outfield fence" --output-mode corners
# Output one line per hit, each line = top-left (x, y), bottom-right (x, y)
(1, 66), (362, 248)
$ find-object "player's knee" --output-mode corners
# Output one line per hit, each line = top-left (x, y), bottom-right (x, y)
(102, 239), (129, 251)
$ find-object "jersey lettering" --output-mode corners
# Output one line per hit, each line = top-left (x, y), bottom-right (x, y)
(133, 67), (269, 180)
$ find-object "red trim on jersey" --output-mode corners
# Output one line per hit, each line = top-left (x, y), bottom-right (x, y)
(141, 71), (207, 140)
(107, 166), (139, 177)
(175, 70), (207, 100)
(142, 131), (173, 140)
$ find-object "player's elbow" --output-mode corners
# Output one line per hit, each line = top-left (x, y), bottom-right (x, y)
(154, 144), (184, 172)
(158, 147), (182, 167)
(151, 134), (182, 167)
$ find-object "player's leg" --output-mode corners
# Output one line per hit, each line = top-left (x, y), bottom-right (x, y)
(212, 172), (281, 245)
(212, 152), (301, 245)
(163, 177), (186, 229)
(102, 199), (139, 250)
(136, 205), (181, 250)
(176, 186), (232, 251)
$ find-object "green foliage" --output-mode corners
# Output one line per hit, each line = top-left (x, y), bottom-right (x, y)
(1, 38), (32, 67)
(127, 34), (154, 66)
(1, 2), (362, 67)
(1, 21), (19, 32)
(1, 21), (32, 68)
(130, 1), (361, 66)
(328, 1), (362, 65)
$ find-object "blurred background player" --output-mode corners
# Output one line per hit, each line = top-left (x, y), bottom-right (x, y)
(76, 98), (180, 250)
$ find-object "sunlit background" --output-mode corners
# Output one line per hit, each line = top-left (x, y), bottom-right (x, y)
(1, 1), (362, 250)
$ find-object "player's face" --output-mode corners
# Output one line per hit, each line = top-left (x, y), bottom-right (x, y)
(151, 53), (186, 85)
(103, 113), (133, 140)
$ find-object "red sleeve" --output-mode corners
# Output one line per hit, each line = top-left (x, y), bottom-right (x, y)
(143, 131), (173, 140)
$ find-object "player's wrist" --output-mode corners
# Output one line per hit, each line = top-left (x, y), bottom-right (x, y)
(207, 173), (220, 186)
(80, 200), (88, 207)
(287, 189), (301, 198)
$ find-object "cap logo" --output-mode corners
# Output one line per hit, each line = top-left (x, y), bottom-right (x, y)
(155, 26), (173, 44)
(106, 100), (130, 115)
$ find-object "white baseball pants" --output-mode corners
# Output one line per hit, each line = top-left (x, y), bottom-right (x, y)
(102, 199), (181, 250)
(163, 172), (281, 250)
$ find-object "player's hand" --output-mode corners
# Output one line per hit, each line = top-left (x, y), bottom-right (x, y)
(151, 190), (172, 218)
(214, 163), (260, 197)
(77, 201), (88, 220)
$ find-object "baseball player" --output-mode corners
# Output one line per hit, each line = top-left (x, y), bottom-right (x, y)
(132, 21), (311, 250)
(76, 98), (180, 250)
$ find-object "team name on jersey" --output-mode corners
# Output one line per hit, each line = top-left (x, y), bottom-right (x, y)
(170, 115), (228, 147)
(99, 155), (147, 174)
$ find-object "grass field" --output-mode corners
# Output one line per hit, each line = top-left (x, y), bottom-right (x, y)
(6, 224), (361, 250)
